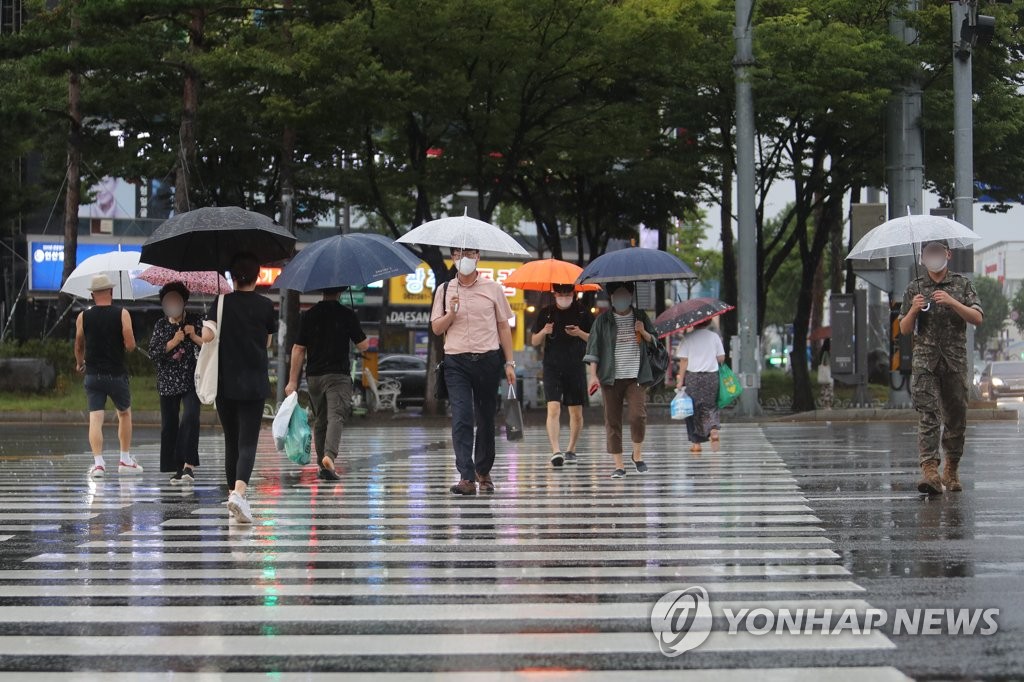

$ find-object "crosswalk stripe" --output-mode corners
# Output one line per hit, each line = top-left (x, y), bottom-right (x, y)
(0, 423), (898, 675)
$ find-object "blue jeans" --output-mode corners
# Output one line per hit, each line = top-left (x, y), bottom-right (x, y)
(444, 350), (502, 481)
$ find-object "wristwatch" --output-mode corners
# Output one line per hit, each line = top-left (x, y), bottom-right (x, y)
(505, 360), (516, 368)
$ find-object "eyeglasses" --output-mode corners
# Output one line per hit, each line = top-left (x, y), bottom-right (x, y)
(451, 249), (480, 257)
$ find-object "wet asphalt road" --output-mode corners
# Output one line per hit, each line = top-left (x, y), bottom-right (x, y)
(767, 418), (1024, 681)
(0, 414), (1021, 679)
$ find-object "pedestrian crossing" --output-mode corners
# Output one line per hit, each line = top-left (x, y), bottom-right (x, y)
(0, 421), (911, 679)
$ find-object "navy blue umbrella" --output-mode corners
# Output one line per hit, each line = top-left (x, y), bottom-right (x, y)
(275, 233), (421, 292)
(576, 247), (695, 284)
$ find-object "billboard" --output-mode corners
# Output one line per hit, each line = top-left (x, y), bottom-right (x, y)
(28, 240), (143, 292)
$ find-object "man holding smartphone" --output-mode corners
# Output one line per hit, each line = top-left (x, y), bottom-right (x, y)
(531, 283), (592, 467)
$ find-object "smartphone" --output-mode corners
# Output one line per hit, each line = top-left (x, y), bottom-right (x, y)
(589, 382), (599, 396)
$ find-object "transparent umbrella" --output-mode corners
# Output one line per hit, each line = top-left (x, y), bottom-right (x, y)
(846, 214), (981, 261)
(60, 250), (158, 301)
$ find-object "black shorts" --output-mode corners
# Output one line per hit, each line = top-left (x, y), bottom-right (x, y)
(84, 374), (131, 412)
(543, 364), (586, 407)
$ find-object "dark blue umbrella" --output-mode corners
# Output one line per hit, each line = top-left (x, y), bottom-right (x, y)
(275, 233), (421, 292)
(576, 247), (695, 284)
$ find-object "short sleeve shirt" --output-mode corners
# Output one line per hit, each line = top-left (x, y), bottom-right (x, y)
(675, 328), (725, 373)
(531, 303), (593, 368)
(296, 301), (367, 377)
(899, 272), (983, 373)
(430, 277), (513, 355)
(208, 291), (277, 400)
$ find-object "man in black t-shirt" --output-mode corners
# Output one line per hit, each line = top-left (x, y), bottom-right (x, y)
(530, 283), (593, 467)
(285, 288), (369, 481)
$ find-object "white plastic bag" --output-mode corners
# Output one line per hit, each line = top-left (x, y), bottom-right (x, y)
(272, 392), (299, 452)
(670, 389), (694, 420)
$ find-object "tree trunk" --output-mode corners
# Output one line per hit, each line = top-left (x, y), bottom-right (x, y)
(174, 9), (205, 214)
(791, 188), (840, 412)
(57, 3), (82, 340)
(718, 136), (737, 347)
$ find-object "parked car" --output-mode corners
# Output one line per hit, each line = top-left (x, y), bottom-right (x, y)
(377, 354), (428, 407)
(978, 361), (1024, 400)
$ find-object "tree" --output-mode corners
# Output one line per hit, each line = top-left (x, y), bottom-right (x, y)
(669, 210), (723, 300)
(1012, 287), (1024, 339)
(973, 277), (1008, 356)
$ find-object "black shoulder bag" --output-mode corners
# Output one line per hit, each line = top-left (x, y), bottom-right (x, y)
(635, 309), (669, 387)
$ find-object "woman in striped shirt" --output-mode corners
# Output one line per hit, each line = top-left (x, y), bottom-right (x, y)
(584, 281), (658, 479)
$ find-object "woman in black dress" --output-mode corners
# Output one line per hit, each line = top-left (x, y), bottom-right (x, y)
(150, 282), (205, 483)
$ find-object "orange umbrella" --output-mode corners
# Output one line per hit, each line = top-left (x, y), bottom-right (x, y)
(502, 259), (601, 292)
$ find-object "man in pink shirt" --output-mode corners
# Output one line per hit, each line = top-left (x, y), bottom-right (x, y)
(431, 248), (517, 495)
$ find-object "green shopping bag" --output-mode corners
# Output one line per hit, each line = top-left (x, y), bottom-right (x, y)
(284, 404), (312, 465)
(718, 364), (744, 409)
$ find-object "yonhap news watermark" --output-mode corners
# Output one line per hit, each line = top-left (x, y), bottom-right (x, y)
(651, 586), (1000, 657)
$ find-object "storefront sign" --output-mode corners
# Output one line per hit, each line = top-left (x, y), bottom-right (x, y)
(28, 239), (142, 292)
(386, 310), (431, 327)
(389, 261), (524, 307)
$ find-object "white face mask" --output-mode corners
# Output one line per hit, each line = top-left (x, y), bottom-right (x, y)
(554, 295), (573, 309)
(611, 295), (632, 312)
(923, 255), (948, 274)
(456, 257), (478, 277)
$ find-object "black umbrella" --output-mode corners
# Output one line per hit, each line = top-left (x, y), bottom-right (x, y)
(141, 206), (296, 272)
(654, 297), (735, 338)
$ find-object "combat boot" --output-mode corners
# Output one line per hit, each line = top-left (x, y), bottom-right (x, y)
(917, 459), (943, 495)
(942, 458), (962, 492)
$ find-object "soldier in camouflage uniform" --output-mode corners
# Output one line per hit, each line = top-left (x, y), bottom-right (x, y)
(898, 240), (984, 495)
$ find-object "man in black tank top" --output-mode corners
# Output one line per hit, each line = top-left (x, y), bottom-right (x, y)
(73, 274), (142, 479)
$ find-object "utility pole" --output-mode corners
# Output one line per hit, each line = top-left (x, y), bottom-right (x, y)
(734, 0), (760, 416)
(886, 1), (924, 408)
(952, 1), (977, 369)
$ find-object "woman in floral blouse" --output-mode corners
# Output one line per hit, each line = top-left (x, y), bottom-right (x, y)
(150, 282), (205, 484)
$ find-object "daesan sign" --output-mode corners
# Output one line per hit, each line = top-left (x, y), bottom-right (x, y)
(389, 261), (525, 309)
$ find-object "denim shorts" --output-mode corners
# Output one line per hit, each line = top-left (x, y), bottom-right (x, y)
(84, 374), (132, 412)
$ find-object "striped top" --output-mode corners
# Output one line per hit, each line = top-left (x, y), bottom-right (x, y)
(612, 311), (642, 380)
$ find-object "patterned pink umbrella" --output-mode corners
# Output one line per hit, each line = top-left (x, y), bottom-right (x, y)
(138, 266), (232, 295)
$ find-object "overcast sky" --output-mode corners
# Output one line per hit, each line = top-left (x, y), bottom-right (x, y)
(700, 185), (1024, 253)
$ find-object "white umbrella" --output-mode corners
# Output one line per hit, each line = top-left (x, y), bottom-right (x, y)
(847, 214), (981, 261)
(60, 250), (160, 300)
(396, 211), (530, 257)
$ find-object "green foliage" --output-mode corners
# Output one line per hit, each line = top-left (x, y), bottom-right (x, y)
(0, 338), (154, 378)
(1011, 286), (1024, 338)
(972, 277), (1008, 354)
(669, 209), (723, 296)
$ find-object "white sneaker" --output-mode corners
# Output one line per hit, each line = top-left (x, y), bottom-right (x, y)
(118, 458), (143, 474)
(88, 464), (106, 479)
(227, 492), (253, 524)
